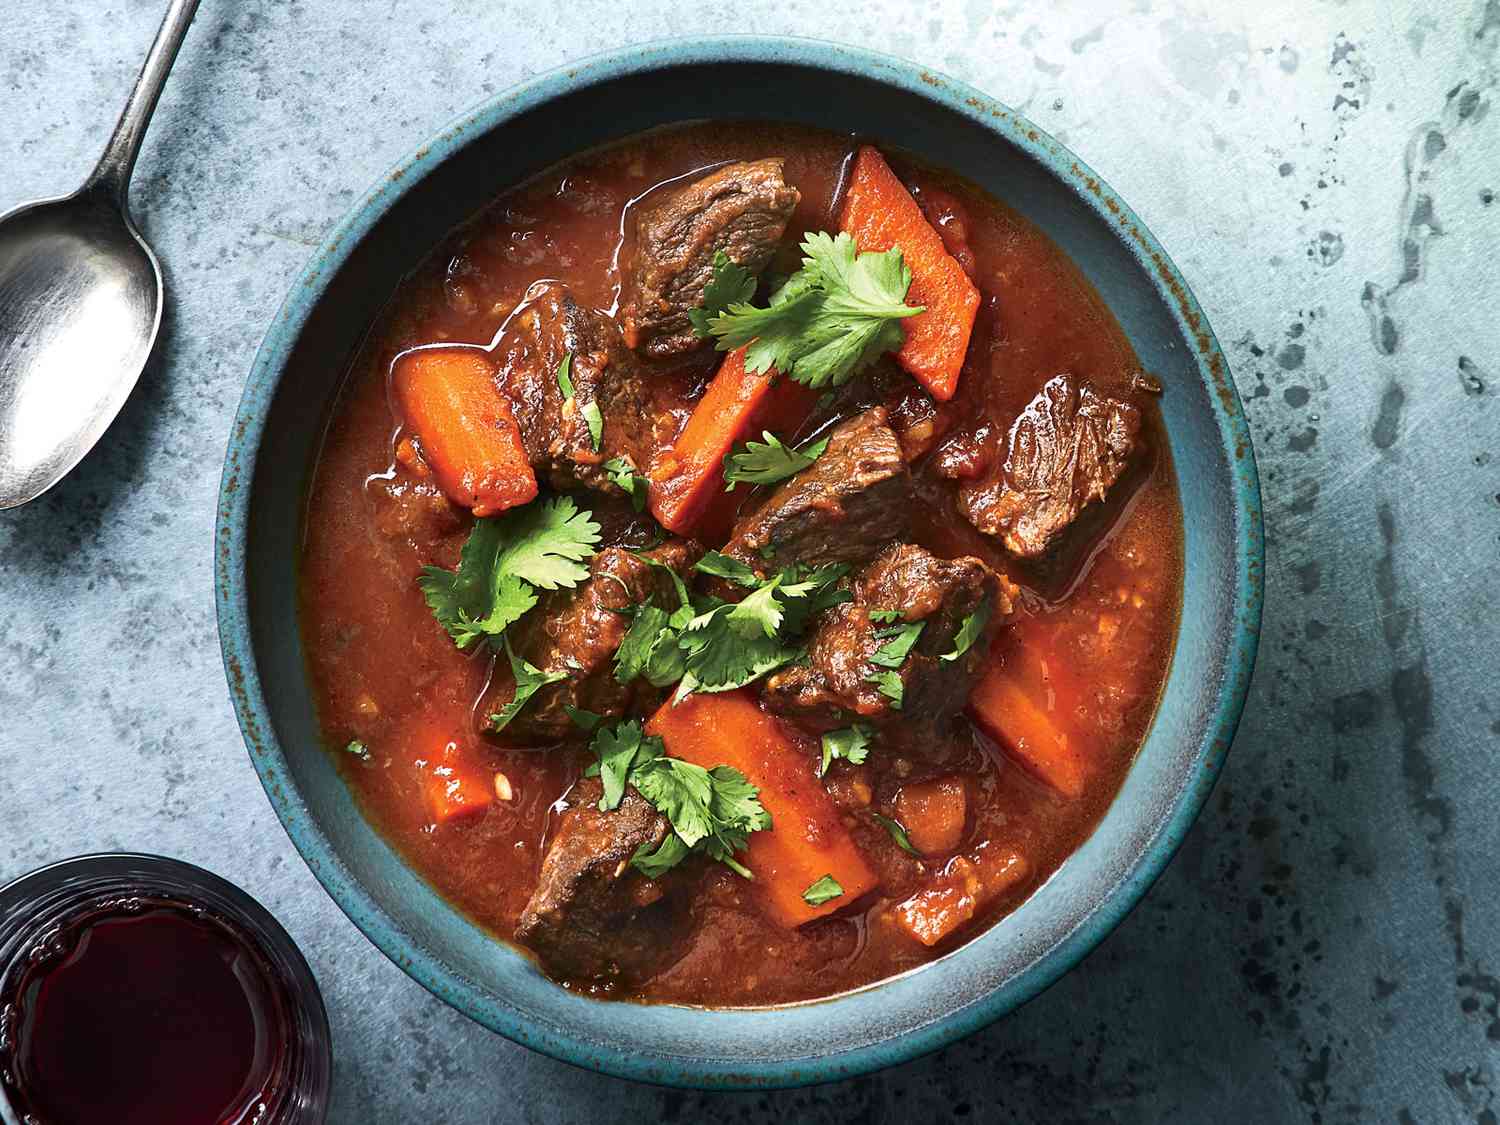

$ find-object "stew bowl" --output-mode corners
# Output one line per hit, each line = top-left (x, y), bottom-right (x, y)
(216, 36), (1262, 1088)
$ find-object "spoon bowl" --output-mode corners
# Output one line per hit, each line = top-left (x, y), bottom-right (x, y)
(0, 191), (161, 507)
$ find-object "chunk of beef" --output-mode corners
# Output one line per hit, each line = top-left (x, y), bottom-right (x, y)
(495, 281), (659, 494)
(723, 407), (913, 571)
(622, 159), (800, 357)
(958, 374), (1141, 559)
(514, 776), (691, 983)
(761, 544), (1011, 733)
(501, 539), (701, 741)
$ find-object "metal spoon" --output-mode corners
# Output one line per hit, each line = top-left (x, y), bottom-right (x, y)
(0, 0), (200, 509)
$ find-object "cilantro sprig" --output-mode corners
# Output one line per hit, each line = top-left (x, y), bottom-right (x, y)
(688, 250), (757, 338)
(722, 431), (831, 491)
(418, 495), (601, 650)
(819, 724), (872, 777)
(609, 551), (850, 701)
(488, 640), (567, 732)
(699, 232), (923, 390)
(586, 720), (771, 878)
(555, 349), (603, 452)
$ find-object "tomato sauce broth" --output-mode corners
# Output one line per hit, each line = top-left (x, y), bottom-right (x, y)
(298, 122), (1182, 1004)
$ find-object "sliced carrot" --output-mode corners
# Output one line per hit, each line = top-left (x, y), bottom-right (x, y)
(839, 146), (980, 401)
(409, 721), (494, 826)
(646, 690), (878, 928)
(647, 347), (817, 539)
(967, 665), (1087, 798)
(391, 347), (538, 517)
(890, 841), (1029, 947)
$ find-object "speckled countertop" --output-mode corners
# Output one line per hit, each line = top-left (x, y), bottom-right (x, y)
(3, 1), (1497, 1120)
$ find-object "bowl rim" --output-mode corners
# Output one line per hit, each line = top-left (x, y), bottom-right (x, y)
(215, 34), (1263, 1089)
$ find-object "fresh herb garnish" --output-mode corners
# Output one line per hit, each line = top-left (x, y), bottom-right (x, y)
(602, 456), (649, 511)
(344, 739), (370, 761)
(611, 559), (849, 700)
(586, 720), (771, 878)
(581, 400), (604, 452)
(418, 496), (601, 649)
(563, 705), (604, 733)
(694, 550), (761, 588)
(869, 621), (925, 669)
(868, 608), (904, 625)
(942, 597), (993, 662)
(865, 668), (904, 708)
(801, 874), (844, 906)
(700, 231), (923, 389)
(871, 812), (919, 856)
(556, 349), (602, 451)
(820, 724), (872, 777)
(722, 431), (831, 491)
(689, 250), (757, 338)
(488, 640), (568, 732)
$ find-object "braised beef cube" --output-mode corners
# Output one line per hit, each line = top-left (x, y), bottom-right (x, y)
(958, 374), (1141, 559)
(514, 776), (691, 983)
(622, 159), (800, 357)
(723, 407), (913, 571)
(761, 544), (1011, 733)
(502, 539), (701, 741)
(495, 280), (659, 495)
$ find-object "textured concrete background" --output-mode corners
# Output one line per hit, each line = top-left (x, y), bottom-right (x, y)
(3, 0), (1498, 1120)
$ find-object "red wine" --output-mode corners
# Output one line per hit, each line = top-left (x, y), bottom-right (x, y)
(0, 858), (330, 1125)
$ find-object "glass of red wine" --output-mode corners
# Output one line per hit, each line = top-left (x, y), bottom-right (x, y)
(0, 854), (332, 1124)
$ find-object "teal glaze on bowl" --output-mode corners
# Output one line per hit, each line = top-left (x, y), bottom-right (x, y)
(215, 37), (1262, 1089)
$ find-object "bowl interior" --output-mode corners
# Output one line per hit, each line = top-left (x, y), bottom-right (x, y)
(220, 40), (1261, 1088)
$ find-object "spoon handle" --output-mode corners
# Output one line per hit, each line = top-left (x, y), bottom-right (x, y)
(83, 0), (202, 207)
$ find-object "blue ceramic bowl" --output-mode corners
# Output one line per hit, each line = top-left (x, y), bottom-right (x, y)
(216, 37), (1262, 1089)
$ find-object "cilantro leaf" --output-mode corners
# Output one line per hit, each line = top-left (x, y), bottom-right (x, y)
(942, 597), (994, 662)
(603, 456), (648, 512)
(563, 705), (603, 733)
(587, 719), (771, 879)
(556, 352), (575, 400)
(819, 724), (872, 776)
(868, 608), (904, 625)
(419, 497), (601, 650)
(802, 874), (844, 906)
(871, 812), (919, 856)
(865, 668), (904, 708)
(689, 250), (758, 338)
(631, 832), (690, 878)
(722, 431), (831, 491)
(581, 399), (603, 452)
(615, 604), (669, 686)
(869, 621), (926, 669)
(694, 550), (761, 588)
(344, 739), (371, 761)
(488, 641), (568, 732)
(589, 719), (656, 811)
(703, 231), (923, 390)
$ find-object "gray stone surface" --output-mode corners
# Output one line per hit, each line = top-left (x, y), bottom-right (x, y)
(3, 0), (1498, 1120)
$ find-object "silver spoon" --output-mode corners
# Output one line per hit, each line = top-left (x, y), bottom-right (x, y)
(0, 0), (200, 509)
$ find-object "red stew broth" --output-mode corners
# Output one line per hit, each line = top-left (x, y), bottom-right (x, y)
(298, 122), (1182, 1004)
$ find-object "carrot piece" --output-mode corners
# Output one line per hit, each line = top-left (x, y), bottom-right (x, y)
(391, 347), (538, 517)
(891, 842), (1029, 947)
(647, 348), (817, 538)
(646, 691), (879, 928)
(839, 146), (980, 401)
(967, 666), (1087, 798)
(408, 719), (494, 826)
(891, 776), (967, 856)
